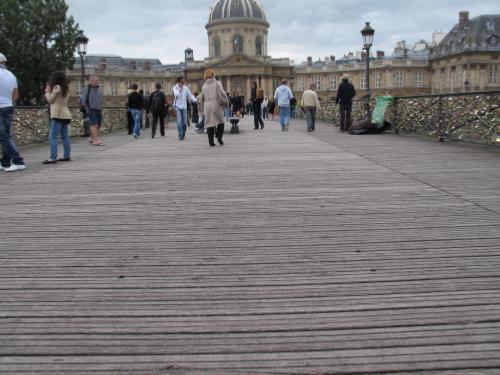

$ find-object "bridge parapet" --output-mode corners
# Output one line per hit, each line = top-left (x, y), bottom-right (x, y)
(11, 107), (127, 146)
(313, 91), (499, 144)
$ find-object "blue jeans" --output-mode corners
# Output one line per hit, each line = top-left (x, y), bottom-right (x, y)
(0, 107), (24, 166)
(279, 106), (290, 130)
(131, 109), (142, 136)
(175, 107), (188, 139)
(49, 119), (71, 160)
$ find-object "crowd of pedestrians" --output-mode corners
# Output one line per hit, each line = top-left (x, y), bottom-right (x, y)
(0, 51), (358, 172)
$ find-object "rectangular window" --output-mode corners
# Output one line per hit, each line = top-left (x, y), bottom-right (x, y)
(375, 71), (382, 88)
(330, 75), (337, 90)
(360, 72), (367, 89)
(313, 75), (321, 91)
(489, 64), (498, 84)
(393, 70), (404, 88)
(75, 80), (82, 95)
(414, 70), (424, 87)
(111, 80), (118, 96)
(297, 76), (305, 91)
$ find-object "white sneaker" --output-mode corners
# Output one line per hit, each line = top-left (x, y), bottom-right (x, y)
(4, 164), (26, 172)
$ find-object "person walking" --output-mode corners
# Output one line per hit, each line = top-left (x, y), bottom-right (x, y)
(301, 83), (321, 132)
(80, 76), (104, 145)
(201, 69), (228, 147)
(149, 83), (166, 138)
(274, 79), (294, 131)
(191, 91), (200, 127)
(195, 92), (205, 133)
(253, 88), (265, 130)
(42, 71), (72, 164)
(173, 76), (196, 141)
(269, 99), (276, 121)
(0, 53), (25, 172)
(127, 84), (144, 138)
(262, 96), (269, 119)
(336, 74), (356, 132)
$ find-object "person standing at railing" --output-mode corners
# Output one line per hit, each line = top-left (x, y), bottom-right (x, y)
(336, 74), (356, 132)
(42, 71), (72, 164)
(0, 53), (26, 172)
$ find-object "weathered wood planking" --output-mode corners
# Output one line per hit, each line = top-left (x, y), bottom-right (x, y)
(0, 117), (499, 374)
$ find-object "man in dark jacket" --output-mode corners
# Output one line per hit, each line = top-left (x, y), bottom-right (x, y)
(127, 84), (144, 138)
(336, 74), (356, 132)
(149, 83), (166, 138)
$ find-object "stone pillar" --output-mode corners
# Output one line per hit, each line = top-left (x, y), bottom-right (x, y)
(246, 77), (251, 101)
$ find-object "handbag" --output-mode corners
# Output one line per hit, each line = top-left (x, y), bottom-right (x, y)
(215, 81), (229, 107)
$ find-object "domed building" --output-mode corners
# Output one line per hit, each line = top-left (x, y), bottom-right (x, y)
(206, 0), (269, 59)
(183, 0), (293, 101)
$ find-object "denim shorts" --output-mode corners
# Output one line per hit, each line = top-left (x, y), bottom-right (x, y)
(88, 109), (103, 127)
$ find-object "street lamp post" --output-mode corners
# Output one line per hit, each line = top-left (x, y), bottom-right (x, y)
(75, 30), (89, 91)
(75, 30), (89, 136)
(361, 22), (375, 118)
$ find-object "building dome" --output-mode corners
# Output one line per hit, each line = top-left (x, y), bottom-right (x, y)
(208, 0), (268, 26)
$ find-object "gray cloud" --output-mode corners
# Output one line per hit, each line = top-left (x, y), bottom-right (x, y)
(66, 0), (499, 64)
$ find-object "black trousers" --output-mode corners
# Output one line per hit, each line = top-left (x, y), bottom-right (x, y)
(207, 124), (224, 145)
(151, 111), (165, 137)
(339, 103), (352, 131)
(126, 110), (133, 134)
(253, 105), (264, 129)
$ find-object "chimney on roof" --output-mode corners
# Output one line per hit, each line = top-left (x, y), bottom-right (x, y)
(459, 11), (469, 28)
(307, 56), (313, 66)
(376, 50), (385, 59)
(330, 55), (335, 62)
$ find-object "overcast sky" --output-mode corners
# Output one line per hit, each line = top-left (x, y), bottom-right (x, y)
(66, 0), (498, 64)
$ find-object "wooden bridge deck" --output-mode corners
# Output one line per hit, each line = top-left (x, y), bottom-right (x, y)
(1, 117), (500, 374)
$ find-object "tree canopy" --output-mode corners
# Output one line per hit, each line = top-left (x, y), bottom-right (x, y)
(0, 0), (79, 105)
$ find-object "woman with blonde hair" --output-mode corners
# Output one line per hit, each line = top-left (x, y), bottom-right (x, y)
(202, 69), (228, 147)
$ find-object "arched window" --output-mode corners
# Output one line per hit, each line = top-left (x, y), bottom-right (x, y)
(255, 36), (263, 56)
(233, 34), (244, 53)
(214, 36), (221, 57)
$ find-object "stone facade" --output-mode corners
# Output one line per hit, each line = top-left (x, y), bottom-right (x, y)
(66, 9), (499, 107)
(11, 107), (127, 146)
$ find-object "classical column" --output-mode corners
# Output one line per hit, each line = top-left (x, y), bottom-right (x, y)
(246, 77), (251, 101)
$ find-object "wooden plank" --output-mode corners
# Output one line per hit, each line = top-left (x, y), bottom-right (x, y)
(1, 117), (499, 373)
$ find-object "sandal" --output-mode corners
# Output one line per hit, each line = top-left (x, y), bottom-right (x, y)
(57, 157), (71, 162)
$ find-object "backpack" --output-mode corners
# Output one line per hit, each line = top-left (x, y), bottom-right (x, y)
(150, 91), (164, 113)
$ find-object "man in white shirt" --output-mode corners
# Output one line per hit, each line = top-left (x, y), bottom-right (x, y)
(274, 79), (294, 131)
(173, 76), (197, 141)
(0, 53), (25, 172)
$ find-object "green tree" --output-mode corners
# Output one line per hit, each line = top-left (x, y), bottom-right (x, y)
(0, 0), (79, 105)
